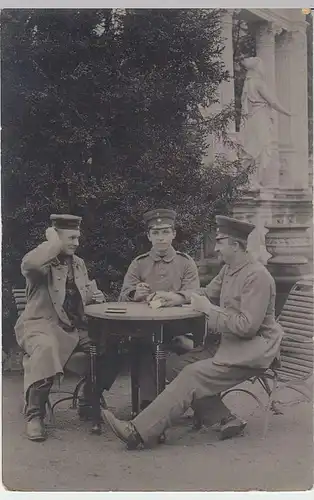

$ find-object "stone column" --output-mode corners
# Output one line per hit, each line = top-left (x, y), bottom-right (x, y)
(254, 21), (282, 189)
(275, 26), (309, 189)
(275, 30), (293, 188)
(281, 28), (309, 189)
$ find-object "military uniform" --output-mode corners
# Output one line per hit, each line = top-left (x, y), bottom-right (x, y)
(119, 209), (200, 404)
(15, 215), (119, 434)
(102, 216), (284, 447)
(120, 246), (199, 303)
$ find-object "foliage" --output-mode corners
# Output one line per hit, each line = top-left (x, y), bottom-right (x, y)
(2, 9), (251, 348)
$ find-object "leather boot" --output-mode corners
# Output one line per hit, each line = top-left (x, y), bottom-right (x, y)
(25, 378), (53, 442)
(78, 381), (93, 421)
(192, 395), (235, 431)
(26, 417), (47, 442)
(140, 400), (152, 411)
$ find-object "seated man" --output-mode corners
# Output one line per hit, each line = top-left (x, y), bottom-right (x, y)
(118, 208), (243, 436)
(15, 214), (119, 442)
(102, 215), (283, 450)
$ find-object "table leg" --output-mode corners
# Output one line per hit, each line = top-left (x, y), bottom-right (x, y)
(154, 324), (167, 443)
(130, 338), (140, 417)
(89, 342), (101, 435)
(155, 324), (166, 395)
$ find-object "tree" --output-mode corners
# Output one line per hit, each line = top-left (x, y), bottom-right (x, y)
(2, 9), (250, 349)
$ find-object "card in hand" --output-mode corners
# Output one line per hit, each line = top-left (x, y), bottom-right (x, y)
(149, 299), (163, 310)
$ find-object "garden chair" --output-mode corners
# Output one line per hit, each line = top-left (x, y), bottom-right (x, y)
(221, 274), (313, 438)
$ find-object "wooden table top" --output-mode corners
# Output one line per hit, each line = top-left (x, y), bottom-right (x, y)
(85, 302), (203, 322)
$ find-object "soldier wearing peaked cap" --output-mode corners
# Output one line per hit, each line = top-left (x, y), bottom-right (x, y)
(102, 215), (284, 450)
(15, 214), (120, 442)
(118, 209), (235, 429)
(119, 208), (199, 409)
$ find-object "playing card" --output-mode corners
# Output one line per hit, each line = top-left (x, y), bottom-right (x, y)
(88, 279), (98, 294)
(149, 299), (163, 309)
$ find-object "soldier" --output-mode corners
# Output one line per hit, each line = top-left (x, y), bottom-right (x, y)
(118, 208), (238, 434)
(102, 215), (283, 450)
(15, 214), (119, 442)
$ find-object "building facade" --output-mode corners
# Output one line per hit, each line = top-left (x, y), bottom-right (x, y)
(201, 9), (313, 311)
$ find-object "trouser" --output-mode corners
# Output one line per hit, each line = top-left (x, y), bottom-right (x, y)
(139, 342), (232, 425)
(138, 336), (204, 403)
(166, 346), (233, 425)
(74, 332), (120, 405)
(25, 332), (120, 421)
(132, 350), (261, 443)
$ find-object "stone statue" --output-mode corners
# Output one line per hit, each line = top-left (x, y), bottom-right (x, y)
(236, 57), (292, 190)
(247, 221), (272, 265)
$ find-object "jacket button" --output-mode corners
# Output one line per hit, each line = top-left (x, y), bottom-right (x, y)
(57, 277), (61, 280)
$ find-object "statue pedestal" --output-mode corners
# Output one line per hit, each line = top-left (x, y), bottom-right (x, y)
(233, 187), (313, 313)
(233, 187), (312, 226)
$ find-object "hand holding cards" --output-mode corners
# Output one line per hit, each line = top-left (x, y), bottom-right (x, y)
(89, 279), (105, 303)
(149, 298), (164, 310)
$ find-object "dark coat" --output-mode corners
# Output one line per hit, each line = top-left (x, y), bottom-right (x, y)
(15, 239), (100, 394)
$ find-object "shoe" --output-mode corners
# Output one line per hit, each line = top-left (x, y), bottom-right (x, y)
(78, 403), (93, 421)
(192, 413), (203, 430)
(102, 409), (143, 450)
(218, 415), (247, 440)
(26, 417), (47, 442)
(193, 412), (247, 434)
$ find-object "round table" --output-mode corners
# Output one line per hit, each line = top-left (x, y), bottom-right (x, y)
(85, 302), (205, 433)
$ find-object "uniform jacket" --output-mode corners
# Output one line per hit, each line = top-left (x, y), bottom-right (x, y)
(198, 256), (283, 369)
(15, 238), (100, 394)
(119, 246), (200, 302)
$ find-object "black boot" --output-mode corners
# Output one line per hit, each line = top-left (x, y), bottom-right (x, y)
(78, 381), (105, 422)
(192, 396), (238, 431)
(78, 381), (93, 421)
(25, 378), (53, 442)
(140, 400), (152, 411)
(26, 418), (46, 442)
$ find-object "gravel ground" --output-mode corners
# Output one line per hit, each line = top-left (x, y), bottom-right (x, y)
(2, 371), (313, 492)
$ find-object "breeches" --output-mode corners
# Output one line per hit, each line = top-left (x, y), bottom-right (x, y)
(133, 351), (261, 442)
(138, 342), (232, 425)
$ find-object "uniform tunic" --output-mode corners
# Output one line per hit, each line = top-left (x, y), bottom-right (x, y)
(119, 245), (200, 401)
(15, 238), (99, 395)
(198, 255), (283, 369)
(119, 246), (200, 302)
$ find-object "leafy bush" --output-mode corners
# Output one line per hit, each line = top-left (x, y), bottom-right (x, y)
(2, 9), (250, 348)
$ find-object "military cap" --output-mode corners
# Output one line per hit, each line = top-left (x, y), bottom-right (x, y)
(143, 209), (176, 229)
(215, 215), (255, 242)
(50, 214), (82, 230)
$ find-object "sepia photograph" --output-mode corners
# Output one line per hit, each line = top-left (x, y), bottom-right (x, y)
(1, 7), (313, 492)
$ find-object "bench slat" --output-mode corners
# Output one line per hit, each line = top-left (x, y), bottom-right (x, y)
(279, 320), (313, 333)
